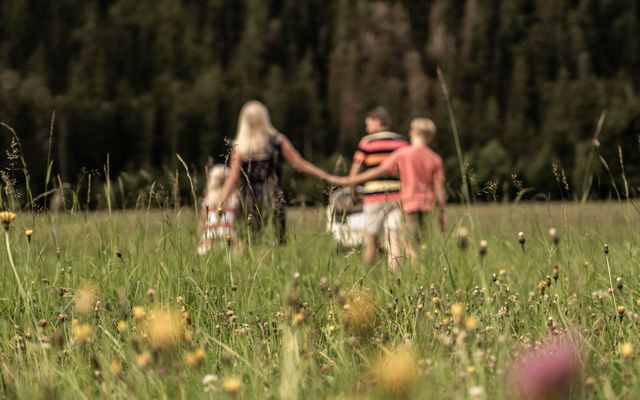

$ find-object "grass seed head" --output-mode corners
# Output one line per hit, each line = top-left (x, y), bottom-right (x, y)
(372, 346), (418, 397)
(616, 276), (623, 290)
(457, 227), (469, 249)
(479, 240), (488, 256)
(548, 227), (559, 244)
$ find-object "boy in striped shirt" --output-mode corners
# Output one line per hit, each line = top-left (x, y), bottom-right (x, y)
(349, 107), (409, 271)
(332, 118), (446, 266)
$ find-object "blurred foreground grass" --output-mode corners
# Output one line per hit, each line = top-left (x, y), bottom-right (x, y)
(0, 202), (638, 399)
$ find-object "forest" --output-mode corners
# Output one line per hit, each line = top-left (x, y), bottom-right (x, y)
(1, 0), (639, 206)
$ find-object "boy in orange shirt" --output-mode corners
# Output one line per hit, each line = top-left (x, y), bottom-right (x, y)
(329, 118), (446, 264)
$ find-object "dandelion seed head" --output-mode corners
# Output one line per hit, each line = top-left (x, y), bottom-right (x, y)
(372, 346), (418, 397)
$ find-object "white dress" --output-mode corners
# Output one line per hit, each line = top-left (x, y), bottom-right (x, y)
(197, 192), (239, 255)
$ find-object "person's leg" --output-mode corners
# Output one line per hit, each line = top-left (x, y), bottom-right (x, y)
(403, 212), (424, 262)
(363, 234), (378, 266)
(387, 229), (402, 273)
(362, 202), (384, 266)
(384, 204), (403, 271)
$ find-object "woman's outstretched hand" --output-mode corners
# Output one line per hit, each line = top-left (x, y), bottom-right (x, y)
(326, 175), (349, 186)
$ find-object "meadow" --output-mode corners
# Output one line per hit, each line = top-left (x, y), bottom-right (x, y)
(0, 202), (639, 399)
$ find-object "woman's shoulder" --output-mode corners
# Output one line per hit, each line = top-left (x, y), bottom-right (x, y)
(270, 132), (286, 146)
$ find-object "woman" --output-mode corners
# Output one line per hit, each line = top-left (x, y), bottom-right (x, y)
(217, 100), (329, 242)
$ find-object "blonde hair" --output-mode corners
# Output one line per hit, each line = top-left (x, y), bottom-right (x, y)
(205, 164), (228, 205)
(234, 100), (277, 160)
(410, 118), (437, 141)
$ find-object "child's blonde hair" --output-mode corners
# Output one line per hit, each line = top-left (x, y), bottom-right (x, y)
(410, 118), (437, 142)
(205, 164), (228, 205)
(234, 100), (277, 161)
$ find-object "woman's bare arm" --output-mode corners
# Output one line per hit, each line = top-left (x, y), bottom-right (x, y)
(280, 136), (330, 181)
(329, 166), (385, 187)
(217, 150), (242, 207)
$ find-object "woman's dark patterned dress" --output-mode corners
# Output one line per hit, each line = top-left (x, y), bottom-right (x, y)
(239, 134), (286, 242)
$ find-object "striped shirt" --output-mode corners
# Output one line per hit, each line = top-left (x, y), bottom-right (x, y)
(353, 131), (409, 203)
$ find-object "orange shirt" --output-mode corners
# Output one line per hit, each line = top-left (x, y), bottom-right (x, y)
(380, 145), (444, 213)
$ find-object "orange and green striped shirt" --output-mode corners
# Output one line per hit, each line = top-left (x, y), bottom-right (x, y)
(353, 131), (409, 203)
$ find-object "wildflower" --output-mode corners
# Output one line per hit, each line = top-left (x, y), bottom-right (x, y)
(372, 346), (418, 397)
(223, 376), (242, 394)
(25, 229), (33, 243)
(620, 342), (634, 359)
(451, 303), (465, 322)
(111, 360), (123, 376)
(146, 288), (156, 299)
(468, 385), (486, 400)
(73, 323), (93, 343)
(116, 320), (128, 333)
(509, 336), (582, 399)
(202, 374), (218, 392)
(537, 281), (546, 295)
(292, 312), (305, 326)
(74, 285), (98, 315)
(38, 319), (47, 328)
(341, 288), (377, 335)
(0, 211), (16, 230)
(464, 316), (479, 331)
(137, 352), (152, 368)
(457, 227), (469, 250)
(617, 306), (625, 319)
(552, 265), (559, 282)
(603, 243), (609, 255)
(145, 307), (185, 350)
(184, 347), (206, 367)
(132, 306), (146, 321)
(176, 296), (184, 304)
(478, 240), (487, 257)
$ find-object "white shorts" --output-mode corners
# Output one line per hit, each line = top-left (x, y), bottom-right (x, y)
(363, 201), (402, 235)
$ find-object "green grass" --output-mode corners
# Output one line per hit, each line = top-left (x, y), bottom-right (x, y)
(0, 203), (639, 399)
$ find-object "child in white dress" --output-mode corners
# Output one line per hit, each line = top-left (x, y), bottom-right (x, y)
(197, 165), (239, 255)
